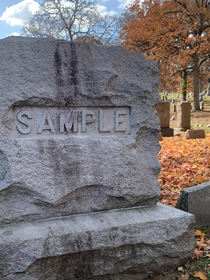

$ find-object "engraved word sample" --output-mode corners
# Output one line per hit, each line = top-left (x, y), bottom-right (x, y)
(14, 107), (130, 138)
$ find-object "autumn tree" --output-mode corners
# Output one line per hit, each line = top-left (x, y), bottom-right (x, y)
(22, 0), (120, 45)
(120, 0), (210, 110)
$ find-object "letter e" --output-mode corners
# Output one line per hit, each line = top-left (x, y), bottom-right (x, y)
(115, 110), (128, 132)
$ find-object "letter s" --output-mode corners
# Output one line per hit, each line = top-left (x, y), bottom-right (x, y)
(16, 110), (33, 134)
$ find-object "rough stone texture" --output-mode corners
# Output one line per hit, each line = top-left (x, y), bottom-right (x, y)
(0, 37), (161, 225)
(176, 101), (191, 131)
(176, 182), (210, 228)
(160, 127), (174, 137)
(156, 101), (170, 128)
(185, 129), (205, 139)
(0, 203), (195, 280)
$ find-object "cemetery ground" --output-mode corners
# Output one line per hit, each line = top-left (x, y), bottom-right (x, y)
(158, 93), (210, 207)
(160, 93), (210, 132)
(151, 103), (210, 280)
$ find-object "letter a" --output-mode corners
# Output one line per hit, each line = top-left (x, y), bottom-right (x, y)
(38, 111), (55, 134)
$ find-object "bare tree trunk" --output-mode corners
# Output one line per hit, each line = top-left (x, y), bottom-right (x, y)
(193, 57), (200, 110)
(180, 70), (187, 101)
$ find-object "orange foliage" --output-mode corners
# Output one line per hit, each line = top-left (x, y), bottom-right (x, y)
(120, 0), (210, 108)
(158, 134), (210, 207)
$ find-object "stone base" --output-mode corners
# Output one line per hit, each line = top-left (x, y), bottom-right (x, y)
(185, 129), (205, 139)
(0, 204), (195, 280)
(161, 127), (174, 137)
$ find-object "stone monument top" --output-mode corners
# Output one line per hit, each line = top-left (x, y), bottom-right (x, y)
(0, 36), (160, 225)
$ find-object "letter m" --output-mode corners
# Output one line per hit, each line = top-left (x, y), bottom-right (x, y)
(60, 112), (78, 133)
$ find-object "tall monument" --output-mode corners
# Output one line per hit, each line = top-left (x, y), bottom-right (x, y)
(0, 37), (195, 279)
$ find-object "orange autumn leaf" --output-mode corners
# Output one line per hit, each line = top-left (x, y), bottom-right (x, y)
(193, 271), (208, 280)
(196, 175), (202, 181)
(195, 230), (206, 238)
(195, 230), (203, 237)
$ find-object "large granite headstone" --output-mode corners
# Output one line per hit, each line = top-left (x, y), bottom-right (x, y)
(0, 37), (195, 279)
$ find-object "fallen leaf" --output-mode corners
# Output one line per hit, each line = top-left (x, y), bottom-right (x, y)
(193, 271), (208, 280)
(196, 175), (202, 181)
(195, 230), (203, 236)
(178, 266), (184, 272)
(195, 230), (206, 238)
(200, 238), (205, 243)
(197, 242), (208, 250)
(194, 248), (204, 259)
(200, 232), (207, 238)
(177, 273), (189, 280)
(204, 246), (210, 253)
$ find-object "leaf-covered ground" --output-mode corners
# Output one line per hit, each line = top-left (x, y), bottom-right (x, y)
(148, 132), (210, 280)
(158, 133), (210, 207)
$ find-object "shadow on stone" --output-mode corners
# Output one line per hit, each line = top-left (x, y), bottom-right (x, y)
(0, 151), (12, 191)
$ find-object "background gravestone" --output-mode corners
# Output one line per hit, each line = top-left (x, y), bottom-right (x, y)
(177, 101), (191, 131)
(176, 182), (210, 228)
(0, 37), (195, 280)
(207, 78), (210, 96)
(156, 101), (174, 136)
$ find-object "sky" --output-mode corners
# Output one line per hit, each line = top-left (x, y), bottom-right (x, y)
(0, 0), (133, 39)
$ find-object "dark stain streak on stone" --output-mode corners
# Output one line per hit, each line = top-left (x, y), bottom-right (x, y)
(63, 43), (79, 106)
(13, 97), (55, 106)
(54, 43), (64, 87)
(69, 43), (79, 87)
